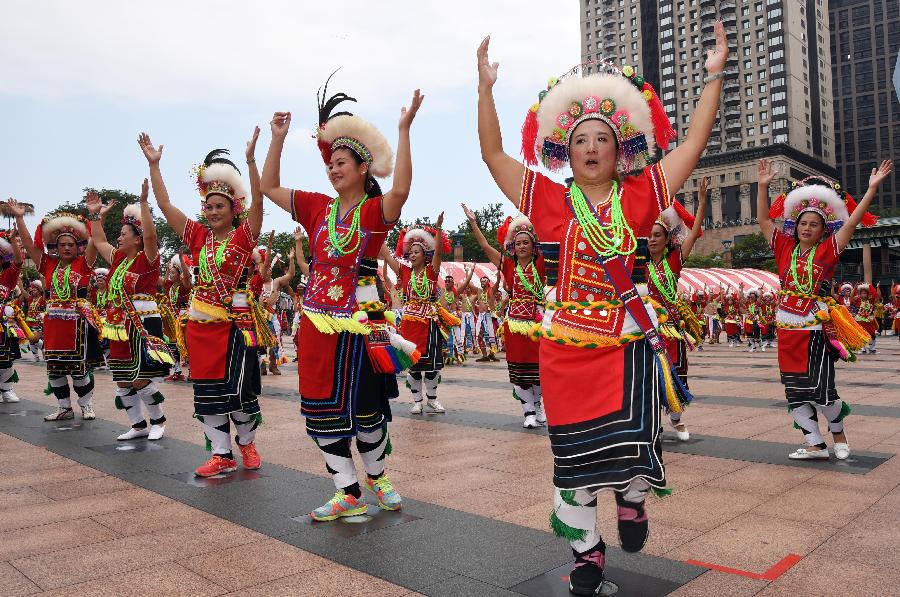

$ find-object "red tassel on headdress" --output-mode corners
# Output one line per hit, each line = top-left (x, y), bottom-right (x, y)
(768, 193), (787, 220)
(642, 83), (676, 149)
(844, 192), (879, 227)
(182, 255), (195, 268)
(672, 201), (702, 238)
(520, 106), (539, 166)
(34, 222), (45, 254)
(317, 138), (332, 166)
(496, 216), (513, 247)
(394, 229), (407, 258)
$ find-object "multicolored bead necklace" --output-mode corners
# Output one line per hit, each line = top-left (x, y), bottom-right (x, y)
(326, 195), (368, 256)
(789, 243), (818, 295)
(52, 262), (72, 301)
(410, 267), (430, 299)
(515, 260), (544, 301)
(570, 181), (635, 257)
(648, 256), (678, 304)
(108, 256), (136, 306)
(199, 235), (230, 284)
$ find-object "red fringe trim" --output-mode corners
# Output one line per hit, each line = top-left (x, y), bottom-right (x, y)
(520, 108), (539, 166)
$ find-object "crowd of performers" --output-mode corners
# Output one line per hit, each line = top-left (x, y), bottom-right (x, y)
(1, 20), (896, 597)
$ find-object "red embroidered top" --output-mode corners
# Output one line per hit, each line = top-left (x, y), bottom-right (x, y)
(519, 163), (671, 338)
(771, 228), (840, 324)
(290, 191), (394, 316)
(39, 255), (93, 302)
(182, 220), (257, 311)
(103, 249), (160, 327)
(646, 248), (683, 323)
(0, 264), (22, 301)
(501, 254), (546, 322)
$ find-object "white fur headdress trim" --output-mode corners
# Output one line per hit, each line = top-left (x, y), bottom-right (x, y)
(318, 114), (394, 179)
(93, 268), (109, 278)
(30, 280), (43, 290)
(656, 207), (687, 245)
(42, 215), (88, 243)
(839, 283), (853, 292)
(199, 163), (248, 202)
(783, 185), (848, 223)
(402, 228), (435, 253)
(503, 216), (536, 247)
(0, 237), (12, 256)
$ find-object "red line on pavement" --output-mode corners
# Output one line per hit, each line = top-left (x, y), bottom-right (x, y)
(685, 553), (803, 581)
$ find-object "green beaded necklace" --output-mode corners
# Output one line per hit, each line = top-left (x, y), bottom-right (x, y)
(108, 256), (136, 306)
(199, 237), (229, 284)
(410, 267), (430, 299)
(648, 256), (679, 304)
(515, 260), (544, 301)
(443, 290), (455, 304)
(790, 242), (818, 295)
(327, 195), (368, 256)
(52, 262), (72, 301)
(570, 181), (635, 257)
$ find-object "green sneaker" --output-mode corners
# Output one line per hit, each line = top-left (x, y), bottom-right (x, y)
(310, 491), (367, 521)
(366, 475), (402, 511)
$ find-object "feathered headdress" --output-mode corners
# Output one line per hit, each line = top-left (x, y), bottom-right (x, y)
(92, 267), (109, 283)
(121, 203), (146, 235)
(768, 176), (878, 237)
(496, 215), (539, 257)
(856, 282), (874, 294)
(30, 279), (43, 291)
(655, 202), (700, 246)
(193, 149), (247, 217)
(839, 282), (853, 294)
(35, 212), (90, 255)
(315, 71), (394, 179)
(395, 226), (451, 258)
(521, 60), (676, 173)
(0, 232), (13, 261)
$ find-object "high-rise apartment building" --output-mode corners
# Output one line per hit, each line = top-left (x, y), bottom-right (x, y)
(579, 0), (838, 254)
(829, 0), (900, 212)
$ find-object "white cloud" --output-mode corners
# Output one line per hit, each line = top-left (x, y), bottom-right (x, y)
(1, 0), (579, 107)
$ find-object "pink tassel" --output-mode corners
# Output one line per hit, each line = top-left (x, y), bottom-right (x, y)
(520, 107), (539, 166)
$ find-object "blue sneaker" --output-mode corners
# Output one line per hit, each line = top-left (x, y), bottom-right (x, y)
(366, 475), (402, 511)
(310, 491), (367, 521)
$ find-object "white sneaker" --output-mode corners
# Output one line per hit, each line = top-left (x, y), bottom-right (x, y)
(761, 345), (766, 352)
(788, 446), (830, 460)
(674, 424), (690, 441)
(535, 403), (547, 425)
(148, 424), (166, 441)
(81, 405), (96, 420)
(523, 414), (538, 429)
(425, 398), (445, 413)
(117, 427), (150, 441)
(44, 407), (74, 421)
(833, 442), (850, 460)
(410, 401), (423, 415)
(1, 390), (19, 403)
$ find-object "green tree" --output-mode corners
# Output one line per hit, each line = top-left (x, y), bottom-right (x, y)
(731, 233), (776, 272)
(684, 252), (723, 268)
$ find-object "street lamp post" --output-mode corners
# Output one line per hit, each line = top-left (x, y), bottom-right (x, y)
(722, 239), (733, 268)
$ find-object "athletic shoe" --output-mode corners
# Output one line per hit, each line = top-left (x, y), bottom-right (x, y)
(568, 545), (606, 597)
(523, 414), (539, 429)
(260, 363), (267, 375)
(614, 492), (649, 553)
(488, 353), (500, 362)
(44, 407), (74, 421)
(788, 446), (830, 460)
(117, 427), (150, 441)
(81, 405), (96, 420)
(535, 402), (547, 425)
(697, 345), (703, 352)
(366, 475), (402, 511)
(1, 390), (20, 403)
(194, 455), (238, 477)
(475, 356), (490, 362)
(238, 442), (262, 470)
(310, 490), (367, 521)
(410, 401), (423, 415)
(673, 423), (690, 441)
(870, 349), (877, 354)
(164, 373), (186, 382)
(425, 398), (445, 413)
(833, 442), (851, 460)
(148, 424), (166, 441)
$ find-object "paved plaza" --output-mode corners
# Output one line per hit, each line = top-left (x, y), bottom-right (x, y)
(1, 340), (899, 596)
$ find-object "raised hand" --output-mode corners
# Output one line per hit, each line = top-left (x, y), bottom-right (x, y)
(699, 176), (710, 198)
(270, 112), (291, 139)
(5, 198), (27, 218)
(868, 160), (893, 189)
(85, 191), (112, 216)
(399, 89), (424, 131)
(477, 36), (499, 88)
(435, 211), (445, 229)
(758, 158), (778, 186)
(138, 132), (163, 165)
(246, 125), (261, 161)
(293, 226), (306, 241)
(705, 21), (729, 74)
(140, 178), (149, 203)
(461, 202), (476, 222)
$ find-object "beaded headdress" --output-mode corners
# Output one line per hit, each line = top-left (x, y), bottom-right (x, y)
(34, 212), (90, 255)
(193, 149), (247, 217)
(654, 202), (700, 246)
(496, 215), (538, 257)
(0, 233), (13, 262)
(521, 60), (676, 173)
(395, 227), (451, 259)
(839, 282), (853, 294)
(121, 203), (145, 235)
(92, 267), (109, 283)
(768, 176), (877, 237)
(315, 72), (394, 179)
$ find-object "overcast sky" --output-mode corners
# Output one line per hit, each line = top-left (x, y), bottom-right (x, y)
(0, 1), (579, 235)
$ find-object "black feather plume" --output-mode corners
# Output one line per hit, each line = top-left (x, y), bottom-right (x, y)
(317, 68), (357, 126)
(203, 149), (241, 175)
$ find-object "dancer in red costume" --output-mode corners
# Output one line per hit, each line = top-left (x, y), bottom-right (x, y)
(0, 231), (25, 402)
